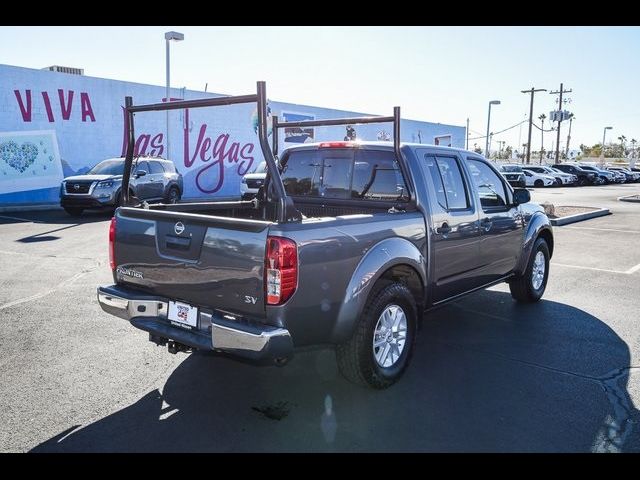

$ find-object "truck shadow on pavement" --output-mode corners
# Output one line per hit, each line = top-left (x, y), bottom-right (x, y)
(31, 290), (639, 452)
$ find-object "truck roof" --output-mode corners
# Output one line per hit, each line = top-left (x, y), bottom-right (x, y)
(282, 141), (478, 157)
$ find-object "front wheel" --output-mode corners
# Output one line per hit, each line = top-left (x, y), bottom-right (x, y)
(534, 179), (544, 188)
(336, 282), (417, 389)
(509, 237), (550, 303)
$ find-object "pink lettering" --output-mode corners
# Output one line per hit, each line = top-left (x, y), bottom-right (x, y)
(58, 89), (74, 120)
(135, 134), (151, 156)
(81, 92), (95, 122)
(238, 144), (255, 175)
(150, 134), (164, 157)
(41, 92), (55, 122)
(14, 90), (32, 122)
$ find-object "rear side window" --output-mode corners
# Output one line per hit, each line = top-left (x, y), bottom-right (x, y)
(433, 155), (469, 210)
(149, 161), (164, 174)
(161, 161), (176, 173)
(467, 159), (508, 209)
(351, 150), (408, 201)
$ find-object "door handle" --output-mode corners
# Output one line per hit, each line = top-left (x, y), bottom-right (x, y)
(435, 222), (451, 235)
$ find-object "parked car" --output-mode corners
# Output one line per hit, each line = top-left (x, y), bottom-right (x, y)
(607, 166), (640, 182)
(551, 164), (598, 186)
(496, 164), (526, 188)
(579, 165), (617, 184)
(97, 85), (554, 389)
(60, 156), (183, 216)
(523, 165), (576, 186)
(522, 169), (555, 187)
(240, 161), (267, 200)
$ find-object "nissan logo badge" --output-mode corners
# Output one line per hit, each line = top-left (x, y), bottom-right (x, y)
(174, 222), (185, 235)
(74, 184), (80, 190)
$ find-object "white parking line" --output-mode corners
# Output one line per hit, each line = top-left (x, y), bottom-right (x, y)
(0, 270), (90, 311)
(561, 226), (640, 234)
(0, 214), (44, 223)
(625, 263), (640, 275)
(551, 262), (636, 275)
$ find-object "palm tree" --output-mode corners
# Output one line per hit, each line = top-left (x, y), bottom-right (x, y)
(618, 135), (627, 157)
(631, 138), (637, 158)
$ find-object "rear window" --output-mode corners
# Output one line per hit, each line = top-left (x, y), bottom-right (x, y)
(352, 150), (408, 201)
(281, 148), (408, 201)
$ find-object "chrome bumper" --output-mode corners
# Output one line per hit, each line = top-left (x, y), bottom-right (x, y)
(97, 285), (293, 364)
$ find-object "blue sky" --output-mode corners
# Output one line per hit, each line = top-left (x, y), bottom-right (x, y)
(1, 26), (638, 152)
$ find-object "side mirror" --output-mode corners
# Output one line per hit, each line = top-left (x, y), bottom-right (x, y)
(512, 188), (530, 206)
(135, 170), (147, 178)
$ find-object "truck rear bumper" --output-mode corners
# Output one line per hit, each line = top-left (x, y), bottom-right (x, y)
(97, 284), (293, 365)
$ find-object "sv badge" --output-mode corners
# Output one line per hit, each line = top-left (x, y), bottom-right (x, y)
(244, 295), (257, 305)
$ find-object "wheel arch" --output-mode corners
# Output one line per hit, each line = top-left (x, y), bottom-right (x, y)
(514, 212), (554, 276)
(332, 237), (426, 344)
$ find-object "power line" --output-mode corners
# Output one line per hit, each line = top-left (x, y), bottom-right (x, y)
(467, 119), (528, 140)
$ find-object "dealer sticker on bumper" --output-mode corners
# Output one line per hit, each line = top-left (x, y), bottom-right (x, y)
(168, 301), (198, 328)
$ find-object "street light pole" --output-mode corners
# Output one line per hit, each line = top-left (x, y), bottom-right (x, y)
(164, 31), (184, 160)
(521, 87), (547, 164)
(539, 114), (546, 164)
(601, 126), (613, 161)
(485, 100), (500, 158)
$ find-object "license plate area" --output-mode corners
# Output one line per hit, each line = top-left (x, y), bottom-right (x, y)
(168, 300), (198, 329)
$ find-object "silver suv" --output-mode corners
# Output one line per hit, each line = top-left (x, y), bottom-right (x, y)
(60, 156), (183, 216)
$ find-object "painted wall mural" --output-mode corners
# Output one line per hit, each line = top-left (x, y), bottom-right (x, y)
(0, 64), (465, 207)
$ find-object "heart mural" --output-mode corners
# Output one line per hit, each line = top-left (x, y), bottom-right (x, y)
(0, 141), (39, 173)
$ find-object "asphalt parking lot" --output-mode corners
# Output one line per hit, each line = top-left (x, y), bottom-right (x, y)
(1, 183), (639, 452)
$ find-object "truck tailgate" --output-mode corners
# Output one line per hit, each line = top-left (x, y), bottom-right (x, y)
(113, 207), (271, 318)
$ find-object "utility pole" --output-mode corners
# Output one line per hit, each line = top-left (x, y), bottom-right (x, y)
(549, 83), (572, 163)
(521, 87), (547, 164)
(565, 114), (575, 159)
(466, 118), (469, 150)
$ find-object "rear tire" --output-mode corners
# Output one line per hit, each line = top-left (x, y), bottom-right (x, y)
(534, 179), (544, 188)
(63, 207), (83, 217)
(336, 282), (417, 389)
(166, 186), (180, 204)
(509, 237), (550, 303)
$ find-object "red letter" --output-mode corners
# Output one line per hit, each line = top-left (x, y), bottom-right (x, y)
(237, 144), (255, 175)
(41, 92), (55, 122)
(58, 89), (74, 120)
(14, 90), (32, 122)
(134, 134), (151, 156)
(80, 92), (95, 122)
(186, 124), (207, 167)
(150, 133), (164, 157)
(199, 138), (212, 162)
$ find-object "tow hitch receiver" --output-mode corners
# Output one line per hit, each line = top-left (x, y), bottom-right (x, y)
(167, 340), (192, 354)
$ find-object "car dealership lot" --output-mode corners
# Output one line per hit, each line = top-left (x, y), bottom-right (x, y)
(1, 183), (639, 452)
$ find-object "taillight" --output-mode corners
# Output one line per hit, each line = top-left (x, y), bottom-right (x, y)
(318, 141), (356, 148)
(109, 216), (116, 271)
(265, 236), (297, 305)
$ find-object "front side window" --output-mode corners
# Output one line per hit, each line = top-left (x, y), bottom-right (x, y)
(467, 159), (508, 209)
(135, 161), (150, 175)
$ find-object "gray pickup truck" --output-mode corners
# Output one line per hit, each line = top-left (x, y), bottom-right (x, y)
(97, 82), (553, 389)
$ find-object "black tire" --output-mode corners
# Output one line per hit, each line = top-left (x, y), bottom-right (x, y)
(578, 177), (586, 186)
(63, 207), (83, 217)
(509, 237), (550, 303)
(336, 282), (417, 389)
(166, 186), (180, 204)
(534, 179), (544, 188)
